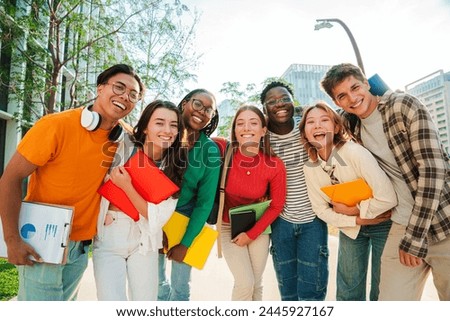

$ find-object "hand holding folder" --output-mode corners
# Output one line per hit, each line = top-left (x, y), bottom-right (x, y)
(320, 178), (373, 207)
(98, 150), (179, 221)
(229, 200), (272, 237)
(230, 210), (256, 239)
(0, 202), (73, 264)
(162, 211), (218, 270)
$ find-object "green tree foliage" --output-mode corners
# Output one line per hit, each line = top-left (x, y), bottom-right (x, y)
(0, 0), (200, 126)
(217, 81), (256, 138)
(120, 0), (202, 120)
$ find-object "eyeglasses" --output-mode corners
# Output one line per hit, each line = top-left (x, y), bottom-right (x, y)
(264, 97), (293, 108)
(191, 98), (216, 117)
(108, 82), (141, 103)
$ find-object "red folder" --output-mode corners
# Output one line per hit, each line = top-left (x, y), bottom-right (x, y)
(98, 150), (179, 221)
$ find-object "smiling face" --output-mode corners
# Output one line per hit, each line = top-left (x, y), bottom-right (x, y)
(95, 73), (141, 127)
(181, 92), (216, 132)
(144, 107), (179, 160)
(263, 86), (294, 126)
(303, 107), (338, 160)
(331, 75), (378, 119)
(234, 109), (267, 150)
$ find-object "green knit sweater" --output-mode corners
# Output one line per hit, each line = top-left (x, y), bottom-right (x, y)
(177, 132), (221, 247)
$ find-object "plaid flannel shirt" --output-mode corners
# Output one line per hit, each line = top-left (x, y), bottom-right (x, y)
(354, 90), (450, 258)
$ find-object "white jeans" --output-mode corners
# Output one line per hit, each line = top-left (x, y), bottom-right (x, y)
(93, 210), (158, 300)
(221, 222), (270, 301)
(379, 222), (450, 300)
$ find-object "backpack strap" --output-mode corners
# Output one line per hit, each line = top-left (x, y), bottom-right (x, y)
(215, 142), (232, 258)
(211, 136), (227, 157)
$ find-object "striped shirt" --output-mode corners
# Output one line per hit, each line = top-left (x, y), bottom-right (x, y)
(268, 118), (315, 223)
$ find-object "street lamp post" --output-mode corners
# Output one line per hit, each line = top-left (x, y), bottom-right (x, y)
(314, 18), (365, 75)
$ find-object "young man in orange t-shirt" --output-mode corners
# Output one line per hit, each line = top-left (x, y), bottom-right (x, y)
(0, 64), (144, 300)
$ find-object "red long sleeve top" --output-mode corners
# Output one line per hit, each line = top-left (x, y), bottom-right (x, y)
(223, 149), (287, 240)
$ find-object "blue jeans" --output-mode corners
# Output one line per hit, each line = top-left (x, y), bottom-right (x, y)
(158, 253), (192, 301)
(17, 240), (90, 301)
(157, 201), (194, 301)
(336, 220), (392, 301)
(270, 217), (329, 301)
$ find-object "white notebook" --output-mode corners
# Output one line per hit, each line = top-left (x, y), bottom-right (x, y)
(0, 202), (73, 264)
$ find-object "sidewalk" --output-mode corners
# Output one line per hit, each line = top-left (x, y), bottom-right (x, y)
(77, 235), (439, 301)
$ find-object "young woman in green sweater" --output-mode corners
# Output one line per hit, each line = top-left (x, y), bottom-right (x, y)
(158, 88), (221, 301)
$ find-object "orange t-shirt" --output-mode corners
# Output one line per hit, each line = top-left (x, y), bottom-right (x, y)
(17, 108), (117, 240)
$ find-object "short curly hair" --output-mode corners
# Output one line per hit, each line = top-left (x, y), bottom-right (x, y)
(260, 80), (294, 104)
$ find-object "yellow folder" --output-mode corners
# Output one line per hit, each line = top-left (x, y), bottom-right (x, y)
(162, 211), (218, 270)
(320, 178), (373, 207)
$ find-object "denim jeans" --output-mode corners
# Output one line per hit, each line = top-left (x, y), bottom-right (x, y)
(157, 201), (194, 301)
(336, 220), (392, 301)
(157, 253), (192, 301)
(17, 240), (90, 301)
(270, 216), (329, 301)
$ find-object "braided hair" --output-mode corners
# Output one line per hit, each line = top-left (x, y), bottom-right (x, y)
(177, 88), (219, 137)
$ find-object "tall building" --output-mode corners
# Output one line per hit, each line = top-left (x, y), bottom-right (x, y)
(281, 63), (335, 108)
(215, 99), (235, 138)
(406, 70), (450, 154)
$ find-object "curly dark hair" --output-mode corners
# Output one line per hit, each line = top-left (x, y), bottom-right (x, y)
(260, 81), (294, 105)
(177, 88), (219, 137)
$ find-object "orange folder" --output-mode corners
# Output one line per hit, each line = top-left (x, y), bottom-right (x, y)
(162, 211), (218, 270)
(98, 150), (179, 221)
(320, 178), (373, 207)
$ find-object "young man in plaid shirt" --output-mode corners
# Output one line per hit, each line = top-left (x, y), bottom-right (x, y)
(321, 63), (450, 300)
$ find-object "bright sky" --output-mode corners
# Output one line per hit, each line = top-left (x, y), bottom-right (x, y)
(182, 0), (450, 103)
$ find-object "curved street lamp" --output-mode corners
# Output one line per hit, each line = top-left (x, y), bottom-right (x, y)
(314, 18), (365, 75)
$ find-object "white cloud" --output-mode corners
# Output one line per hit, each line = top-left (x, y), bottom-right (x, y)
(181, 0), (450, 102)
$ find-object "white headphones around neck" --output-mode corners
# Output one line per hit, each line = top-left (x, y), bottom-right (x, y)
(81, 105), (102, 131)
(81, 106), (123, 142)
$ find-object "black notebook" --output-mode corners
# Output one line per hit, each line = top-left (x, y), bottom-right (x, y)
(230, 209), (256, 239)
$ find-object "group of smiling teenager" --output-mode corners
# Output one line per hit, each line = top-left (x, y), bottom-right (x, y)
(1, 62), (448, 302)
(157, 64), (449, 302)
(152, 80), (329, 302)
